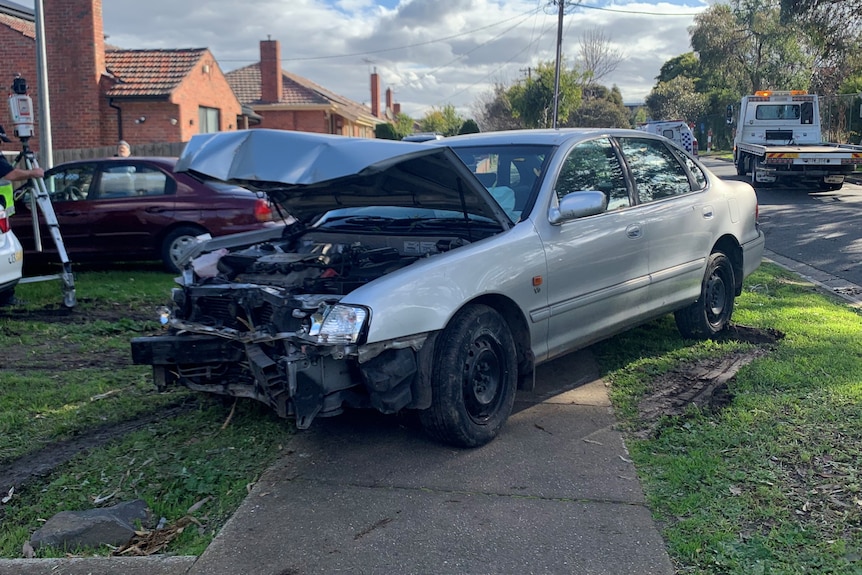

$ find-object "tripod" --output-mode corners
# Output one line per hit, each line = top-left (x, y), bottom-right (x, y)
(13, 137), (76, 308)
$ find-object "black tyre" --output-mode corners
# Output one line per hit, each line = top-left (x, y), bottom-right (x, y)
(419, 304), (518, 448)
(735, 153), (746, 176)
(674, 252), (736, 339)
(161, 225), (206, 273)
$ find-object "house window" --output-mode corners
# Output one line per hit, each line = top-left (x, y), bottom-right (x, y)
(198, 107), (220, 133)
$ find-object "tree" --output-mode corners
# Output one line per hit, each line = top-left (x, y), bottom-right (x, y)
(473, 83), (524, 132)
(375, 123), (398, 140)
(577, 27), (625, 86)
(508, 60), (582, 128)
(656, 53), (701, 85)
(690, 1), (812, 94)
(419, 104), (464, 136)
(645, 76), (707, 122)
(779, 0), (862, 94)
(568, 84), (630, 128)
(458, 119), (480, 134)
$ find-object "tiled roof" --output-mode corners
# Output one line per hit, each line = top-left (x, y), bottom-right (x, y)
(226, 63), (377, 122)
(0, 12), (34, 38)
(104, 48), (208, 98)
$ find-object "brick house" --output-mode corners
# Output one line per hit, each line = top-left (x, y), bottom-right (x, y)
(0, 0), (243, 151)
(226, 39), (387, 138)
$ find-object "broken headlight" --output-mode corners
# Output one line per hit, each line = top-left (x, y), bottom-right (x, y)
(308, 304), (369, 344)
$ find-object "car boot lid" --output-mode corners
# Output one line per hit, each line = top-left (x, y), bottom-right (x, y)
(175, 129), (512, 227)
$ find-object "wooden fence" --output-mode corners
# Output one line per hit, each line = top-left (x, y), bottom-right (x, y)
(49, 141), (187, 164)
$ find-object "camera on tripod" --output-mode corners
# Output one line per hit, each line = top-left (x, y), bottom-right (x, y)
(8, 74), (34, 140)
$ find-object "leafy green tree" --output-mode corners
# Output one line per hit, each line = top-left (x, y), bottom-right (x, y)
(645, 76), (708, 123)
(656, 53), (701, 85)
(690, 1), (812, 94)
(458, 119), (480, 134)
(568, 84), (630, 128)
(375, 112), (417, 140)
(473, 83), (524, 132)
(374, 123), (398, 140)
(419, 104), (464, 136)
(508, 60), (582, 128)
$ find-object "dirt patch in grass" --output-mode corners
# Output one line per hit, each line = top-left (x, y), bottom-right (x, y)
(0, 300), (171, 492)
(0, 402), (196, 494)
(0, 299), (158, 371)
(635, 324), (784, 439)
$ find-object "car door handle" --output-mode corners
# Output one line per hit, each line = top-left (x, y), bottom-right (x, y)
(626, 224), (642, 239)
(702, 206), (714, 219)
(145, 207), (168, 214)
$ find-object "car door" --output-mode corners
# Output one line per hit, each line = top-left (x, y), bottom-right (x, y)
(537, 137), (652, 361)
(12, 163), (98, 256)
(615, 136), (713, 308)
(85, 162), (177, 258)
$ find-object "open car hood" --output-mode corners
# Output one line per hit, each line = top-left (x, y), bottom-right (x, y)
(175, 129), (512, 226)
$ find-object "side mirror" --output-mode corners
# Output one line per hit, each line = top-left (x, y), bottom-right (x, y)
(725, 104), (734, 125)
(549, 190), (607, 225)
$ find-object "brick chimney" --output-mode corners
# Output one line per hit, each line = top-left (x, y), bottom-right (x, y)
(370, 70), (380, 118)
(385, 87), (393, 115)
(260, 39), (283, 104)
(393, 103), (401, 115)
(43, 0), (106, 149)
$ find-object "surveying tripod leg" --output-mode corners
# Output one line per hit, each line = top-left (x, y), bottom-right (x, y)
(24, 157), (76, 308)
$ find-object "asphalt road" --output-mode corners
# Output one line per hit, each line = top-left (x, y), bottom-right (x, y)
(702, 158), (862, 287)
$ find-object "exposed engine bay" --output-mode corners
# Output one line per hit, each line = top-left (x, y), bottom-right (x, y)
(132, 219), (498, 429)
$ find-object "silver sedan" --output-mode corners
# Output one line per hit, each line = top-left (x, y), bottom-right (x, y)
(132, 128), (764, 447)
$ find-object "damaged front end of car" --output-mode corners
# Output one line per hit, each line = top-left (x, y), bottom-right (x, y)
(131, 129), (511, 429)
(131, 276), (438, 428)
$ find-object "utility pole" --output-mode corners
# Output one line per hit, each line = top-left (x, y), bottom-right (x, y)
(34, 0), (53, 169)
(552, 0), (565, 129)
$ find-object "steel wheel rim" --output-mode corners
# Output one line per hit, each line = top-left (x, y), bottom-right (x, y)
(706, 269), (729, 326)
(462, 336), (504, 423)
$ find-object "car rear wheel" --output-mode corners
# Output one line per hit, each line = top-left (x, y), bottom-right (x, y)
(674, 252), (736, 339)
(419, 304), (517, 448)
(735, 153), (747, 176)
(161, 225), (207, 273)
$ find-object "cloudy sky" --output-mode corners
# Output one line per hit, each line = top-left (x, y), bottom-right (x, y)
(23, 0), (708, 118)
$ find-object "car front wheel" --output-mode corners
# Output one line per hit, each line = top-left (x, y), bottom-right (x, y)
(419, 304), (518, 448)
(674, 252), (736, 339)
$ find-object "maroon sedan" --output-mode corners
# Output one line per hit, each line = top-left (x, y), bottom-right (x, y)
(13, 157), (283, 272)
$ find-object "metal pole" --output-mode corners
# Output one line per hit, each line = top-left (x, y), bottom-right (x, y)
(34, 0), (53, 169)
(552, 0), (564, 129)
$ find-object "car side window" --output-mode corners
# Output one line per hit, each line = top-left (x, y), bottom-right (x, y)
(554, 137), (630, 210)
(618, 137), (692, 203)
(681, 155), (707, 190)
(98, 165), (137, 199)
(47, 165), (95, 202)
(132, 165), (169, 196)
(96, 164), (169, 199)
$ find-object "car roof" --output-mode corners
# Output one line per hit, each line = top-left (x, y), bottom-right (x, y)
(48, 156), (179, 172)
(429, 128), (668, 147)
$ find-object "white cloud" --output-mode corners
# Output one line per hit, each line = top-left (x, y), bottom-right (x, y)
(22, 0), (707, 118)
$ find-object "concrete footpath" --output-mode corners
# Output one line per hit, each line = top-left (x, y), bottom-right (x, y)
(0, 349), (675, 575)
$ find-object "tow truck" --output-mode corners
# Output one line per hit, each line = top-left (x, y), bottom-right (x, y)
(727, 90), (862, 190)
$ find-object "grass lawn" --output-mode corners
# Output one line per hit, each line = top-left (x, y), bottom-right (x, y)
(0, 262), (860, 572)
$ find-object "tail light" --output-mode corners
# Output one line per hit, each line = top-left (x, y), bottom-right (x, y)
(254, 198), (274, 222)
(0, 209), (9, 234)
(693, 139), (699, 156)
